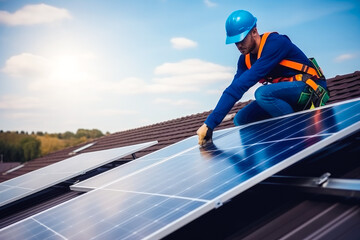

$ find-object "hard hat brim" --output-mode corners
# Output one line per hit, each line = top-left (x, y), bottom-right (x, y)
(225, 29), (251, 44)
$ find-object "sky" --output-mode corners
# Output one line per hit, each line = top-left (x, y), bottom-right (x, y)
(0, 0), (359, 134)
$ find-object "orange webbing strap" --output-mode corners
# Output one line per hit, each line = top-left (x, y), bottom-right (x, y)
(257, 32), (272, 59)
(245, 32), (273, 69)
(305, 79), (319, 91)
(279, 59), (320, 78)
(245, 54), (251, 69)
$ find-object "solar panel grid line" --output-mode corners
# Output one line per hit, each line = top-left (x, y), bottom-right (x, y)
(143, 201), (224, 240)
(99, 100), (360, 239)
(71, 114), (304, 193)
(103, 188), (210, 203)
(69, 136), (204, 192)
(32, 218), (67, 240)
(237, 98), (360, 145)
(0, 141), (205, 237)
(101, 107), (342, 200)
(215, 119), (360, 205)
(69, 140), (197, 192)
(237, 97), (360, 131)
(241, 108), (331, 144)
(241, 133), (333, 147)
(88, 193), (210, 240)
(0, 141), (158, 207)
(146, 107), (360, 239)
(71, 137), (204, 193)
(109, 137), (318, 199)
(112, 138), (318, 202)
(20, 191), (121, 239)
(206, 137), (325, 201)
(68, 192), (147, 239)
(70, 128), (237, 192)
(0, 184), (32, 190)
(140, 201), (216, 240)
(48, 190), (206, 240)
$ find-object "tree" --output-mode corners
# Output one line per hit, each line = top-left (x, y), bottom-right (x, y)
(0, 140), (24, 162)
(36, 131), (44, 136)
(75, 129), (104, 139)
(20, 137), (41, 162)
(62, 131), (75, 139)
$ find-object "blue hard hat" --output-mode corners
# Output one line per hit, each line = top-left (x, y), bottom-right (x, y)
(225, 10), (257, 44)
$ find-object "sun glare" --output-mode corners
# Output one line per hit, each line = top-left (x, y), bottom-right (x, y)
(51, 55), (82, 83)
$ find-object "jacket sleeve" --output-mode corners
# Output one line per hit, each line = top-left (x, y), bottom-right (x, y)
(205, 33), (293, 130)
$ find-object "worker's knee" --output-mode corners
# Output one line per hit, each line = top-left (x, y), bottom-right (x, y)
(254, 86), (270, 102)
(233, 110), (248, 126)
(233, 111), (245, 126)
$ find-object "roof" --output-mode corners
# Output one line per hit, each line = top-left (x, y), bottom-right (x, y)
(0, 162), (21, 174)
(1, 71), (360, 238)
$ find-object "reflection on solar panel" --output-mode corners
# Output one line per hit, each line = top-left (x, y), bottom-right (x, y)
(0, 141), (158, 208)
(70, 128), (234, 192)
(1, 99), (359, 240)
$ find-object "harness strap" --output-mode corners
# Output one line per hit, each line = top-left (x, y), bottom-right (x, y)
(279, 60), (319, 78)
(245, 32), (320, 79)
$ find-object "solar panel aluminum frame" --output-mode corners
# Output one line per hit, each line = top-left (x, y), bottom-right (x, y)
(0, 141), (158, 208)
(145, 98), (360, 239)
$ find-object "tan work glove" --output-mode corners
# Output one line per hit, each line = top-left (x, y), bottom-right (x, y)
(196, 124), (213, 146)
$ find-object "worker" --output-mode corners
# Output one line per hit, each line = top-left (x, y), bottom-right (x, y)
(197, 10), (329, 145)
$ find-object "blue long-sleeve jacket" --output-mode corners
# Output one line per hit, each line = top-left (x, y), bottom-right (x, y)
(205, 32), (325, 130)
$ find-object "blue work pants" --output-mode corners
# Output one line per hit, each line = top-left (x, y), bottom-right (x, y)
(233, 81), (307, 126)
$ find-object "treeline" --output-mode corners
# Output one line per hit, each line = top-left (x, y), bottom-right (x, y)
(0, 129), (107, 163)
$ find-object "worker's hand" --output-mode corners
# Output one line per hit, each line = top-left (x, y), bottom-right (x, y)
(196, 124), (213, 146)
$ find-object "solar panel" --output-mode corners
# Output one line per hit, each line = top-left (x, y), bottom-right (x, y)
(1, 98), (359, 240)
(0, 141), (158, 208)
(70, 128), (233, 192)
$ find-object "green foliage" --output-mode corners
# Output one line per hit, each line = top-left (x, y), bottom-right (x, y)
(0, 129), (105, 163)
(0, 140), (24, 162)
(75, 129), (104, 139)
(0, 133), (40, 163)
(20, 137), (41, 162)
(61, 131), (75, 139)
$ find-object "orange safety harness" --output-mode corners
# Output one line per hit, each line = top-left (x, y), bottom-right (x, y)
(245, 32), (323, 92)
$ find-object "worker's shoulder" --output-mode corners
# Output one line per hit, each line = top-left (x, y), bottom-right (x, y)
(266, 32), (291, 42)
(263, 32), (293, 48)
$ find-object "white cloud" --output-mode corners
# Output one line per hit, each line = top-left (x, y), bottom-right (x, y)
(153, 98), (199, 107)
(95, 59), (233, 95)
(206, 89), (222, 95)
(94, 109), (138, 117)
(0, 4), (71, 26)
(154, 58), (233, 88)
(0, 95), (44, 110)
(170, 37), (198, 50)
(204, 0), (217, 7)
(1, 53), (51, 79)
(334, 53), (357, 63)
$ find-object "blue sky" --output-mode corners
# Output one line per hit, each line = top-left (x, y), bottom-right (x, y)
(0, 0), (359, 133)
